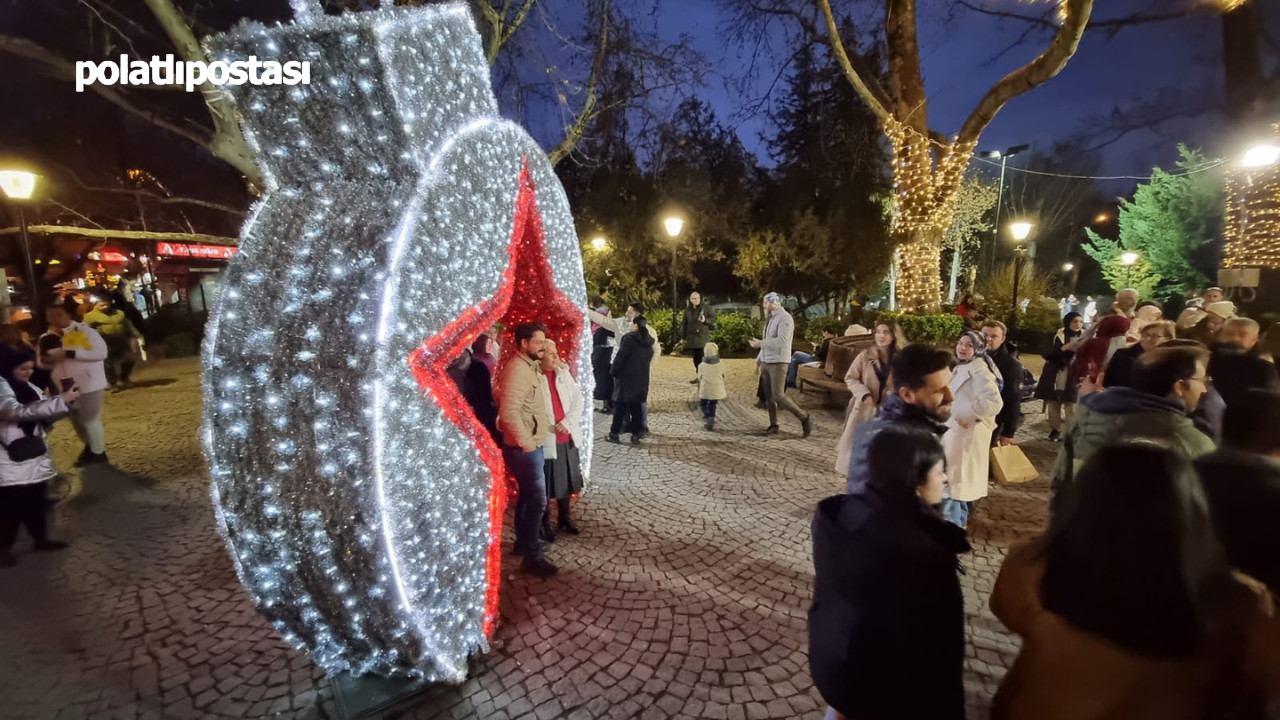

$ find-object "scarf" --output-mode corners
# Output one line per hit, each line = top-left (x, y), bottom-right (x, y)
(958, 330), (1003, 390)
(0, 347), (41, 436)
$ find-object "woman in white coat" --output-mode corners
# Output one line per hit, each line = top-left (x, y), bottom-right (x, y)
(834, 320), (908, 474)
(941, 331), (1004, 530)
(1, 350), (80, 567)
(539, 339), (585, 541)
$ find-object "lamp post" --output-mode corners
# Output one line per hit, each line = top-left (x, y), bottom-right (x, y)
(0, 170), (43, 330)
(663, 217), (684, 349)
(1008, 221), (1034, 331)
(1062, 262), (1077, 296)
(980, 144), (1029, 274)
(1120, 251), (1140, 289)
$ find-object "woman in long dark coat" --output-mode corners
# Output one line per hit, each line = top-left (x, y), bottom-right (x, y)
(608, 316), (655, 445)
(1034, 312), (1084, 442)
(590, 306), (615, 414)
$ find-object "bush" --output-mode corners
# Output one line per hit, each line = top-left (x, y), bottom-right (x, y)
(878, 312), (964, 345)
(710, 312), (763, 355)
(806, 315), (848, 344)
(147, 306), (208, 343)
(647, 309), (676, 348)
(1022, 296), (1062, 334)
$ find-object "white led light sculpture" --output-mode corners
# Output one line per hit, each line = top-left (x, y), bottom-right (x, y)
(201, 2), (592, 680)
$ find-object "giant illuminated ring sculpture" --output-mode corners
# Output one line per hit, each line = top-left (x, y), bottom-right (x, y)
(201, 2), (592, 680)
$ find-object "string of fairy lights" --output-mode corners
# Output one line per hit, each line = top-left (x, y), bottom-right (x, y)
(1224, 123), (1280, 269)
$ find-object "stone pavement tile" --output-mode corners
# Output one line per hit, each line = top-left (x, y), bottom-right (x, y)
(0, 356), (1056, 720)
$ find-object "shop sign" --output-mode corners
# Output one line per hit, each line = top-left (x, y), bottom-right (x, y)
(156, 242), (238, 260)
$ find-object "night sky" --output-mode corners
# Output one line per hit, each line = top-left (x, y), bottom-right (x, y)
(653, 1), (1255, 185)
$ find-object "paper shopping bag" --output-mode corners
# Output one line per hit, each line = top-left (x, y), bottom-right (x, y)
(991, 445), (1038, 484)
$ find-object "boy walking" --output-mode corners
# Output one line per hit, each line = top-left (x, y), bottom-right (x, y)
(698, 342), (727, 431)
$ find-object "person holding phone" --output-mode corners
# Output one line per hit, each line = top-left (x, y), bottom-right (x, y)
(0, 349), (80, 567)
(39, 305), (111, 467)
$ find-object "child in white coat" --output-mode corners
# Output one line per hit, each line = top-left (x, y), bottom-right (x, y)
(698, 342), (728, 431)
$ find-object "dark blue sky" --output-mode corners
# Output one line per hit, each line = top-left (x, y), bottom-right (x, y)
(647, 1), (1242, 183)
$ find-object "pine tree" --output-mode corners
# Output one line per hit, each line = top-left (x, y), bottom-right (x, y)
(1083, 145), (1224, 301)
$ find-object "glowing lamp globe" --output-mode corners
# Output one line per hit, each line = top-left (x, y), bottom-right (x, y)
(1121, 252), (1140, 266)
(1242, 144), (1280, 168)
(663, 217), (684, 238)
(1009, 222), (1034, 241)
(0, 170), (36, 200)
(201, 2), (592, 681)
(590, 236), (607, 252)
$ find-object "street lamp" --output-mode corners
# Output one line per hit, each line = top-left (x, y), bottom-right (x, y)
(1093, 213), (1110, 224)
(1242, 144), (1280, 168)
(590, 236), (608, 252)
(1062, 262), (1075, 272)
(1008, 221), (1034, 330)
(979, 144), (1029, 275)
(1121, 250), (1140, 289)
(663, 216), (684, 349)
(0, 169), (44, 330)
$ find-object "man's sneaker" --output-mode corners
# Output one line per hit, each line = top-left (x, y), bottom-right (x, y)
(802, 415), (813, 439)
(630, 434), (643, 445)
(755, 401), (767, 409)
(73, 448), (92, 468)
(1048, 430), (1061, 442)
(521, 557), (558, 578)
(766, 425), (780, 435)
(705, 417), (715, 431)
(689, 378), (699, 385)
(606, 434), (621, 444)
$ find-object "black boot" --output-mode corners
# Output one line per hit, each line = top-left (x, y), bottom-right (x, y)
(558, 503), (580, 535)
(540, 512), (556, 544)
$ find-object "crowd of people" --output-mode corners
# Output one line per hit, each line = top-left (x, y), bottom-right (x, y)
(811, 285), (1280, 719)
(0, 291), (139, 567)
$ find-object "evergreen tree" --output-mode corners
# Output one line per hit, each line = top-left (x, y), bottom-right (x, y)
(1083, 145), (1224, 301)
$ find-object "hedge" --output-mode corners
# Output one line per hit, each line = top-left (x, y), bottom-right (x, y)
(877, 312), (965, 345)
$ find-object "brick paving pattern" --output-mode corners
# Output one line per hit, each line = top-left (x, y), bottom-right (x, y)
(0, 356), (1057, 720)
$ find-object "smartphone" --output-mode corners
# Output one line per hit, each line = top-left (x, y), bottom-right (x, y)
(60, 378), (74, 393)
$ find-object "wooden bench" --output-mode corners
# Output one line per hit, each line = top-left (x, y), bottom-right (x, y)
(797, 334), (874, 404)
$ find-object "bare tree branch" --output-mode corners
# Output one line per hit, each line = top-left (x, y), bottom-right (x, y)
(547, 0), (610, 165)
(956, 0), (1215, 33)
(957, 0), (1095, 144)
(818, 0), (892, 124)
(0, 225), (238, 245)
(140, 0), (265, 190)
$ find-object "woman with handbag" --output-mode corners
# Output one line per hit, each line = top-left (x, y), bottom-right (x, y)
(539, 339), (585, 540)
(834, 319), (908, 474)
(941, 331), (1004, 529)
(1034, 312), (1084, 442)
(0, 350), (80, 567)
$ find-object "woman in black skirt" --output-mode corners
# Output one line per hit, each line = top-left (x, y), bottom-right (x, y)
(539, 339), (585, 541)
(591, 306), (616, 414)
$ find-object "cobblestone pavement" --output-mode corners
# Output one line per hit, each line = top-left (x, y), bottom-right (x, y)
(0, 355), (1057, 720)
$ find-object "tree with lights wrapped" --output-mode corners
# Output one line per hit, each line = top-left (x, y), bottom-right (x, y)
(201, 1), (591, 681)
(728, 0), (1095, 311)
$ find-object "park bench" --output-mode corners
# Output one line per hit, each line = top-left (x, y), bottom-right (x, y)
(797, 334), (874, 404)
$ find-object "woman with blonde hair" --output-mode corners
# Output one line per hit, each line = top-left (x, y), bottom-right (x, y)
(834, 319), (908, 474)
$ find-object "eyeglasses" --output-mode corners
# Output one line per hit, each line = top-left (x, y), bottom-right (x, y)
(1185, 375), (1212, 388)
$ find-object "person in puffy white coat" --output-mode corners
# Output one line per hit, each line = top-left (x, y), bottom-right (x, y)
(40, 305), (110, 466)
(539, 340), (585, 539)
(0, 349), (79, 567)
(941, 331), (1004, 529)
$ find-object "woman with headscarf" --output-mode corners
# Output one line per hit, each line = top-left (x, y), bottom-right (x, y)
(470, 334), (497, 376)
(1071, 313), (1131, 396)
(0, 348), (79, 567)
(940, 330), (1004, 529)
(590, 306), (615, 414)
(1034, 312), (1084, 442)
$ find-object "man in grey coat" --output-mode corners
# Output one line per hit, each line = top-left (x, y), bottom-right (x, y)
(682, 292), (716, 381)
(751, 293), (812, 437)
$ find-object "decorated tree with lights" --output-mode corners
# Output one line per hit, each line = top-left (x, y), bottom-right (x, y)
(942, 175), (999, 303)
(727, 0), (1095, 311)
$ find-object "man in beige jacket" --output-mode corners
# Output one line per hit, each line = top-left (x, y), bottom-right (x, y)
(497, 322), (557, 577)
